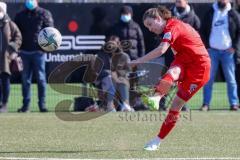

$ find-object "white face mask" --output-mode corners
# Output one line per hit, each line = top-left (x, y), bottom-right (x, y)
(25, 0), (37, 10)
(120, 14), (131, 23)
(0, 12), (4, 20)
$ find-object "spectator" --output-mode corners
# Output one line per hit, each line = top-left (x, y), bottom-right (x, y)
(201, 0), (240, 111)
(90, 36), (134, 112)
(108, 5), (145, 108)
(109, 5), (145, 61)
(159, 0), (201, 111)
(14, 0), (54, 112)
(109, 36), (133, 112)
(0, 2), (22, 113)
(91, 41), (116, 112)
(234, 0), (240, 101)
(172, 0), (201, 31)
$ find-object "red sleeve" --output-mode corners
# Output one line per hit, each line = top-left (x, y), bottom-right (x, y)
(161, 24), (179, 44)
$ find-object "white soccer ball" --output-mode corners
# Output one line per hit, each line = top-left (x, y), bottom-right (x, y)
(38, 27), (62, 52)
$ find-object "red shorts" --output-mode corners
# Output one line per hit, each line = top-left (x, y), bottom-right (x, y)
(170, 57), (211, 101)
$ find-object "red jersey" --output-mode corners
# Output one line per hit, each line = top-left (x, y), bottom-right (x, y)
(161, 18), (208, 64)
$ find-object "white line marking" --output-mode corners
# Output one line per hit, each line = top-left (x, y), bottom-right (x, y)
(0, 157), (240, 160)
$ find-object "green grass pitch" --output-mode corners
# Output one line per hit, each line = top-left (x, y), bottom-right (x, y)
(0, 111), (240, 159)
(8, 82), (231, 112)
(1, 82), (239, 159)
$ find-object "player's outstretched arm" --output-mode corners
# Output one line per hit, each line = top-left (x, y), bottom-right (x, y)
(130, 42), (170, 66)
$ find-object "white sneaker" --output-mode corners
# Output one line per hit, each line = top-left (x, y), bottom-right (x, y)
(121, 103), (134, 112)
(106, 107), (117, 112)
(144, 136), (161, 151)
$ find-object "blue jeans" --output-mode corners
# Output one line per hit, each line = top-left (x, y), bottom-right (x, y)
(20, 51), (46, 109)
(115, 82), (129, 102)
(0, 73), (10, 104)
(100, 75), (116, 102)
(203, 48), (239, 106)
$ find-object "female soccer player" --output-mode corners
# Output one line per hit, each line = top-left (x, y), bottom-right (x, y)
(130, 6), (211, 151)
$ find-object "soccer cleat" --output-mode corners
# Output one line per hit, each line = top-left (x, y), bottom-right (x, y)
(143, 136), (161, 151)
(142, 95), (161, 111)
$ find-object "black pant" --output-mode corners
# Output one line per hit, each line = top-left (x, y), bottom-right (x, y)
(235, 64), (240, 101)
(0, 72), (10, 104)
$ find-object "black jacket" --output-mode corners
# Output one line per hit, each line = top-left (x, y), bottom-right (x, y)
(171, 6), (201, 31)
(14, 6), (54, 51)
(201, 7), (240, 63)
(108, 20), (145, 60)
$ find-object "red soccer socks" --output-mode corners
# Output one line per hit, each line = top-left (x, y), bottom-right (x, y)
(158, 109), (180, 139)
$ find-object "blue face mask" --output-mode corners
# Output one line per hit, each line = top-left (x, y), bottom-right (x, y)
(25, 0), (37, 10)
(120, 15), (131, 23)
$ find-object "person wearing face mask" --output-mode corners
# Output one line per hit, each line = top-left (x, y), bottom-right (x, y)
(108, 5), (145, 61)
(0, 2), (22, 112)
(108, 5), (146, 110)
(159, 0), (201, 112)
(14, 0), (54, 112)
(130, 6), (210, 151)
(200, 0), (240, 111)
(172, 0), (200, 31)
